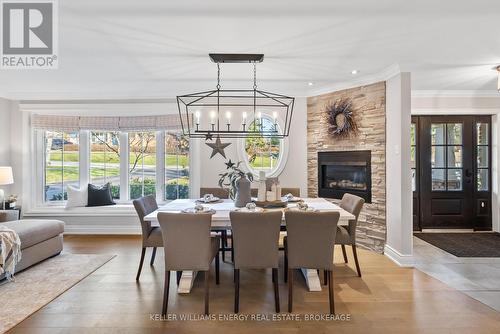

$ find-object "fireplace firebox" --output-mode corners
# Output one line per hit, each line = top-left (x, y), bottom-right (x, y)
(318, 150), (371, 203)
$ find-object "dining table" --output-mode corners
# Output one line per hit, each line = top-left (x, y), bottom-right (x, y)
(144, 197), (355, 294)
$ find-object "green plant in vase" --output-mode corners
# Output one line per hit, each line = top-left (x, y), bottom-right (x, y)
(218, 159), (254, 200)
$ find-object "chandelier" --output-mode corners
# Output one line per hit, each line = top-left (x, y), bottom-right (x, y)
(177, 54), (294, 139)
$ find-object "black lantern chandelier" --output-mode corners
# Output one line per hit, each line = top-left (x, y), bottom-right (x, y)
(177, 54), (294, 139)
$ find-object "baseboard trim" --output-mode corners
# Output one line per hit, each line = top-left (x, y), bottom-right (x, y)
(64, 225), (141, 235)
(384, 244), (414, 267)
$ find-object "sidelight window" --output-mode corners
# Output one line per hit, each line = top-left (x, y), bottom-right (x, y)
(476, 123), (489, 191)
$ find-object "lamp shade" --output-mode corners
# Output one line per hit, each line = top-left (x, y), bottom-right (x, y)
(498, 65), (500, 92)
(0, 167), (14, 185)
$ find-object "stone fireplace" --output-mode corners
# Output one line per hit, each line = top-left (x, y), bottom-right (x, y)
(307, 81), (386, 253)
(318, 150), (372, 203)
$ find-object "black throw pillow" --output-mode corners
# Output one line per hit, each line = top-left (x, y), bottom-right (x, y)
(87, 183), (116, 207)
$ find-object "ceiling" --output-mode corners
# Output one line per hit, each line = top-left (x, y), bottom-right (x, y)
(1, 0), (500, 100)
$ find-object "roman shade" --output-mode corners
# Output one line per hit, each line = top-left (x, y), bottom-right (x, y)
(31, 114), (191, 131)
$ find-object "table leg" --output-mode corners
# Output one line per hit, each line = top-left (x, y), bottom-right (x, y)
(300, 268), (322, 292)
(177, 270), (198, 293)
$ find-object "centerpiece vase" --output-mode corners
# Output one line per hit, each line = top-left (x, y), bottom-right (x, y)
(234, 177), (251, 208)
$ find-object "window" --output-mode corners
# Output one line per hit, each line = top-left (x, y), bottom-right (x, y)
(165, 132), (190, 200)
(411, 123), (417, 192)
(129, 132), (157, 200)
(90, 132), (120, 199)
(431, 123), (463, 191)
(243, 116), (283, 176)
(476, 122), (489, 191)
(44, 131), (80, 201)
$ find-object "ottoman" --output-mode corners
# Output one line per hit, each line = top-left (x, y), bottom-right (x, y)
(0, 219), (64, 279)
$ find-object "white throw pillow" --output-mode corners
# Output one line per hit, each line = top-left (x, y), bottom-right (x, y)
(66, 185), (88, 208)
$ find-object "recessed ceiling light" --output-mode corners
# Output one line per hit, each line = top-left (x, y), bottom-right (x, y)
(351, 70), (358, 75)
(308, 82), (314, 86)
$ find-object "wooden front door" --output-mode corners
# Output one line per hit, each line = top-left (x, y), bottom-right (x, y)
(414, 115), (491, 230)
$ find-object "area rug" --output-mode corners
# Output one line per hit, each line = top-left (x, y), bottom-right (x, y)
(0, 253), (115, 333)
(414, 232), (500, 257)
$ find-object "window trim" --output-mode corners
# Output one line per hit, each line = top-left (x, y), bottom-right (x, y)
(236, 115), (289, 178)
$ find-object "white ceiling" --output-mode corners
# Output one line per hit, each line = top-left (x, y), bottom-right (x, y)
(1, 0), (500, 100)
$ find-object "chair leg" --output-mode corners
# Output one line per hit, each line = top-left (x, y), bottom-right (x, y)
(323, 270), (328, 286)
(328, 270), (335, 315)
(215, 252), (220, 285)
(136, 248), (146, 281)
(288, 269), (293, 313)
(150, 247), (157, 266)
(230, 236), (235, 263)
(272, 268), (280, 313)
(162, 270), (170, 316)
(176, 271), (182, 285)
(204, 270), (210, 315)
(284, 240), (288, 283)
(352, 244), (362, 277)
(341, 244), (348, 263)
(221, 230), (227, 262)
(234, 269), (240, 313)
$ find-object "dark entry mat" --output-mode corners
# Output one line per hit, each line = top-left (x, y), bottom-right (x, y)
(414, 233), (500, 257)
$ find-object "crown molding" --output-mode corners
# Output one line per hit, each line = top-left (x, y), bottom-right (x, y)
(307, 63), (402, 96)
(412, 90), (500, 98)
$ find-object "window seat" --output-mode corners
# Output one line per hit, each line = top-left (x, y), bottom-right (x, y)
(23, 204), (139, 217)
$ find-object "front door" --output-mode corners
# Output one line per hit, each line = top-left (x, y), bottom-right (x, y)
(415, 115), (491, 230)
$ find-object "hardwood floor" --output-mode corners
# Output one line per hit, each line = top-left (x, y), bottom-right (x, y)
(10, 235), (500, 334)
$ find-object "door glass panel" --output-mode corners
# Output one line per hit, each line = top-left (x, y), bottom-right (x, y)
(411, 147), (416, 168)
(431, 169), (446, 191)
(447, 123), (462, 145)
(431, 124), (445, 145)
(447, 169), (462, 191)
(411, 123), (416, 146)
(477, 146), (488, 168)
(477, 169), (488, 191)
(477, 123), (488, 145)
(447, 146), (462, 167)
(411, 169), (416, 192)
(431, 146), (445, 167)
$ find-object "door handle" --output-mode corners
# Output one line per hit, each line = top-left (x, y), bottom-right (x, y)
(465, 169), (473, 178)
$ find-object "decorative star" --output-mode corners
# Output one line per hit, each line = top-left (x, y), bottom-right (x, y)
(205, 133), (213, 141)
(225, 159), (235, 169)
(206, 137), (231, 159)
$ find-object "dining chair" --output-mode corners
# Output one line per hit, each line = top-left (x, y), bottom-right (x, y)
(157, 212), (220, 316)
(200, 187), (231, 262)
(132, 195), (163, 281)
(284, 210), (340, 314)
(230, 210), (282, 313)
(335, 193), (365, 277)
(250, 187), (301, 197)
(200, 187), (230, 199)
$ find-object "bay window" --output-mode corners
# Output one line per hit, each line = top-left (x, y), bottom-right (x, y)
(90, 131), (120, 199)
(44, 131), (80, 201)
(165, 132), (190, 200)
(129, 131), (157, 200)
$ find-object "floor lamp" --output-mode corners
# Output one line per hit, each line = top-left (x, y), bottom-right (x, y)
(0, 167), (14, 210)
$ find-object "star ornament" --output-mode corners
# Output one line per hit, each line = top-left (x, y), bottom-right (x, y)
(206, 137), (231, 159)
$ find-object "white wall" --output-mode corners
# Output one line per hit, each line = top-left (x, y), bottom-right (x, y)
(384, 73), (414, 266)
(198, 97), (308, 196)
(412, 93), (500, 233)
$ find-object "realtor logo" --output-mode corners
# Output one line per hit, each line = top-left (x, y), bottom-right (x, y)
(1, 0), (58, 69)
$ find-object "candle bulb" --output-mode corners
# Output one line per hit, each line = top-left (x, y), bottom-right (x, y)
(210, 111), (216, 125)
(225, 111), (231, 123)
(273, 111), (278, 124)
(256, 112), (262, 131)
(242, 112), (247, 131)
(195, 111), (201, 125)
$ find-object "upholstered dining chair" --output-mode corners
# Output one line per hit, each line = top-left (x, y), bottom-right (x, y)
(250, 187), (301, 197)
(200, 187), (230, 199)
(335, 193), (365, 278)
(132, 195), (163, 281)
(284, 211), (340, 314)
(157, 212), (220, 316)
(229, 211), (282, 313)
(200, 187), (232, 262)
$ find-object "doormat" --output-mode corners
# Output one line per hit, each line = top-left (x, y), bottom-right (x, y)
(414, 232), (500, 257)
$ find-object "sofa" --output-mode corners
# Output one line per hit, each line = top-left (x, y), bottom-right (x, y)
(0, 218), (65, 280)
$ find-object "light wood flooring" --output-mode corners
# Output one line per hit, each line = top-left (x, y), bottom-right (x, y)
(9, 235), (500, 334)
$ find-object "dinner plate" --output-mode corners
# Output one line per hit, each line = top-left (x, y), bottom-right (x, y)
(233, 207), (265, 213)
(181, 208), (216, 214)
(195, 197), (221, 204)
